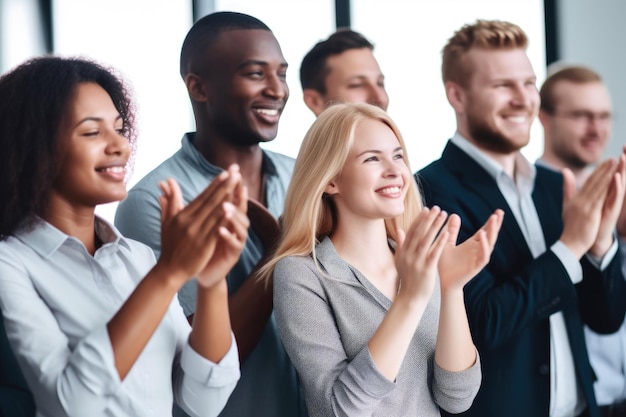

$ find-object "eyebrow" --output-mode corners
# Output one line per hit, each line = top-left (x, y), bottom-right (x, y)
(238, 60), (289, 70)
(75, 114), (123, 128)
(355, 146), (403, 158)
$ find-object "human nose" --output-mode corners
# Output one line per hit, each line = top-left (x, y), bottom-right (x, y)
(512, 83), (539, 108)
(264, 73), (288, 100)
(383, 158), (401, 176)
(106, 127), (131, 156)
(368, 85), (389, 110)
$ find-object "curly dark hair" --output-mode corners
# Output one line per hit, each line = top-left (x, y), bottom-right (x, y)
(300, 29), (375, 93)
(0, 55), (137, 240)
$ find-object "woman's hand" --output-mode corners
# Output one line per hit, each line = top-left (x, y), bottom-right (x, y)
(438, 210), (503, 291)
(196, 175), (249, 289)
(157, 165), (243, 288)
(395, 206), (449, 304)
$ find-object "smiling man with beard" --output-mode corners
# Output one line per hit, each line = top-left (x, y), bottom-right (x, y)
(115, 11), (307, 417)
(417, 20), (626, 417)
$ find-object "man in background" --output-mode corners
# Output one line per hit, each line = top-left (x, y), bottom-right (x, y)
(299, 29), (388, 115)
(538, 64), (626, 417)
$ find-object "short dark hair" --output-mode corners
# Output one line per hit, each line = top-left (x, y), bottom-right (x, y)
(540, 65), (603, 113)
(0, 56), (137, 239)
(300, 29), (374, 93)
(179, 11), (271, 78)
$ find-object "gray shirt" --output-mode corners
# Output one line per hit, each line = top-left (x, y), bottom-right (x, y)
(115, 133), (306, 417)
(274, 237), (481, 417)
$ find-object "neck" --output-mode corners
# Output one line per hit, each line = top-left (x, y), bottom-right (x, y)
(330, 217), (396, 278)
(43, 195), (98, 255)
(539, 154), (589, 185)
(193, 131), (266, 203)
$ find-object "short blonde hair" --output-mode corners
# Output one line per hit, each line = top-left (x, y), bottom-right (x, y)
(258, 102), (423, 281)
(442, 19), (528, 87)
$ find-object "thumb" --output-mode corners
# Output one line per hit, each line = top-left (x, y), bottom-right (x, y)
(562, 167), (577, 206)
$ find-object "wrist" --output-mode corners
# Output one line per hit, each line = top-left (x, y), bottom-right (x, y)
(590, 236), (613, 258)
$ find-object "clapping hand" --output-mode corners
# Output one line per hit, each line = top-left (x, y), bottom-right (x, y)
(157, 164), (249, 289)
(437, 210), (504, 291)
(394, 206), (450, 302)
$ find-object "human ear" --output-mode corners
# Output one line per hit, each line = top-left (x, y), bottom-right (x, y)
(445, 81), (465, 113)
(303, 89), (326, 116)
(184, 73), (209, 102)
(324, 180), (339, 195)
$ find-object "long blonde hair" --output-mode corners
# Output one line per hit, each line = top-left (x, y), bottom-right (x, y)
(258, 102), (423, 281)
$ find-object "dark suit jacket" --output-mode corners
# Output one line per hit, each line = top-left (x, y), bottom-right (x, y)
(417, 141), (626, 417)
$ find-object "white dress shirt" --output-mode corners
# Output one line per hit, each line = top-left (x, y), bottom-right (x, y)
(453, 133), (617, 417)
(0, 217), (240, 417)
(537, 158), (626, 407)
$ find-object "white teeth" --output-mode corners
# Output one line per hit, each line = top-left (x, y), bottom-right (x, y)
(100, 166), (125, 173)
(379, 186), (400, 194)
(506, 116), (526, 123)
(256, 109), (278, 116)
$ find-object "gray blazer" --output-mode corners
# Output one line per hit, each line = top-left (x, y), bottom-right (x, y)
(273, 237), (481, 417)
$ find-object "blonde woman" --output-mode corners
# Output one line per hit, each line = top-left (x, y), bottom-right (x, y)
(260, 103), (503, 417)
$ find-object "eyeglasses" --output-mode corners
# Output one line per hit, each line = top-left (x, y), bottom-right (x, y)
(551, 110), (612, 124)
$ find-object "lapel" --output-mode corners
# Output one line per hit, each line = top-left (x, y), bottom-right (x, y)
(439, 142), (533, 259)
(532, 167), (563, 246)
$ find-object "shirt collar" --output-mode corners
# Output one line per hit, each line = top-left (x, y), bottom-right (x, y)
(451, 132), (536, 192)
(182, 132), (279, 178)
(16, 216), (130, 259)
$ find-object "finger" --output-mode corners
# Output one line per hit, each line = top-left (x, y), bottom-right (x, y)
(562, 167), (577, 207)
(423, 208), (448, 247)
(159, 178), (184, 223)
(483, 209), (504, 248)
(395, 229), (407, 252)
(234, 181), (249, 214)
(222, 202), (250, 243)
(445, 214), (461, 246)
(401, 207), (430, 253)
(428, 229), (449, 265)
(404, 207), (439, 255)
(217, 225), (247, 253)
(184, 170), (235, 219)
(578, 159), (615, 201)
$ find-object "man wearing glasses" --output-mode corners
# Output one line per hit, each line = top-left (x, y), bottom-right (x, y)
(538, 64), (626, 417)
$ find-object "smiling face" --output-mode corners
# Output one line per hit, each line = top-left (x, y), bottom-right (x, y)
(541, 80), (612, 169)
(203, 29), (289, 146)
(308, 48), (388, 115)
(51, 82), (130, 209)
(455, 48), (539, 155)
(327, 118), (410, 223)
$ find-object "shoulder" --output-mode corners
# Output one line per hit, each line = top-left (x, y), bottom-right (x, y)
(126, 150), (188, 196)
(0, 237), (29, 270)
(535, 164), (563, 187)
(275, 254), (317, 277)
(263, 149), (295, 174)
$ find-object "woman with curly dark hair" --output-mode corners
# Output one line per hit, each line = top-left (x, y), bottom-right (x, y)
(0, 56), (246, 417)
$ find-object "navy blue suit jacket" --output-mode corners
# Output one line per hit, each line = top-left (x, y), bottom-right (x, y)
(417, 141), (626, 417)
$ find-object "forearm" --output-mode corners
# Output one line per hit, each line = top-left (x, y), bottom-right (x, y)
(228, 271), (273, 361)
(190, 281), (233, 363)
(107, 263), (181, 380)
(435, 288), (476, 372)
(368, 294), (429, 381)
